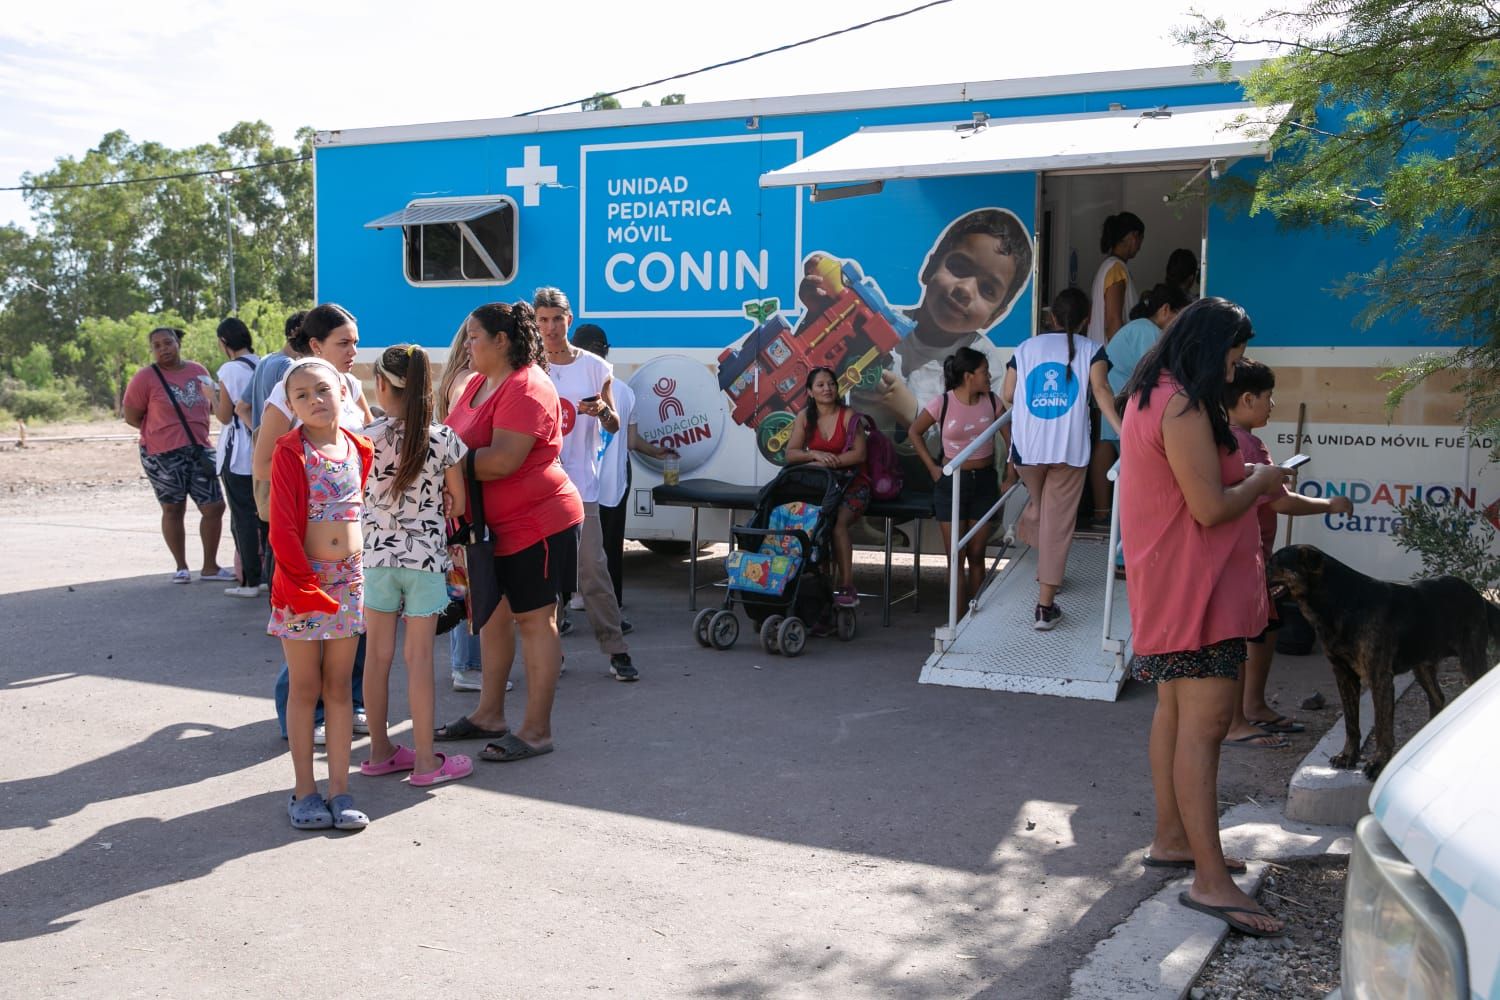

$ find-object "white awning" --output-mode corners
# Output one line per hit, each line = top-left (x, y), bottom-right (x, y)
(760, 102), (1292, 188)
(363, 198), (509, 229)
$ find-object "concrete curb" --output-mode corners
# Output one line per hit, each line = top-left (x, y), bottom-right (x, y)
(1284, 674), (1415, 826)
(1066, 803), (1353, 1000)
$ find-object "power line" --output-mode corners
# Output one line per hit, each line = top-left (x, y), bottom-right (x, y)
(5, 0), (957, 193)
(514, 0), (956, 116)
(2, 156), (310, 194)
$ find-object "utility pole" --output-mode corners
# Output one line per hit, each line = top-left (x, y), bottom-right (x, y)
(218, 171), (238, 314)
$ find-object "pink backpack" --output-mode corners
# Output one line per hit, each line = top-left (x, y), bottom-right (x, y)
(854, 413), (903, 501)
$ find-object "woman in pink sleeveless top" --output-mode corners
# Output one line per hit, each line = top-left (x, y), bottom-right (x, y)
(1118, 298), (1291, 938)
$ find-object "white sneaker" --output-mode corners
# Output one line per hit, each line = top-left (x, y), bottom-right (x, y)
(224, 586), (260, 598)
(568, 592), (586, 610)
(352, 709), (369, 735)
(258, 583), (269, 593)
(313, 724), (326, 746)
(451, 669), (483, 692)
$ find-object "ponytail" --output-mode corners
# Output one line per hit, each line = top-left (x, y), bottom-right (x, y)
(1128, 282), (1193, 323)
(1099, 212), (1145, 255)
(374, 344), (434, 496)
(942, 346), (988, 392)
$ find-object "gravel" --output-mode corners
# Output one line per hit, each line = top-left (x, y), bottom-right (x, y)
(1193, 663), (1473, 999)
(1191, 855), (1347, 999)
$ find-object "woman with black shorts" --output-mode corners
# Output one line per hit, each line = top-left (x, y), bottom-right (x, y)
(436, 302), (583, 763)
(908, 347), (1003, 609)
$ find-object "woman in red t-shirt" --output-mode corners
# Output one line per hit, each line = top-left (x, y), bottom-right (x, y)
(437, 301), (583, 763)
(122, 325), (230, 583)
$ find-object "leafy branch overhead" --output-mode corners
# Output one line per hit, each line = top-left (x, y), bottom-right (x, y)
(1178, 1), (1500, 441)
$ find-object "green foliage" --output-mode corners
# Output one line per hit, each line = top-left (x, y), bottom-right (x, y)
(0, 122), (313, 409)
(1178, 2), (1500, 444)
(659, 93), (686, 106)
(0, 376), (90, 423)
(1392, 499), (1500, 593)
(12, 343), (54, 389)
(582, 92), (623, 111)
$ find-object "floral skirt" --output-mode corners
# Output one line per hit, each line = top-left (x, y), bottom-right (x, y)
(1130, 636), (1245, 684)
(267, 555), (364, 641)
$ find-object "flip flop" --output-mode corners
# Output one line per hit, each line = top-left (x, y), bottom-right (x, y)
(479, 733), (554, 763)
(410, 752), (474, 787)
(1178, 892), (1283, 937)
(1222, 732), (1291, 750)
(434, 715), (510, 742)
(1251, 715), (1306, 734)
(359, 744), (417, 776)
(1144, 855), (1248, 875)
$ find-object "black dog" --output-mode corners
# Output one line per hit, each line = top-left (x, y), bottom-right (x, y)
(1267, 544), (1500, 780)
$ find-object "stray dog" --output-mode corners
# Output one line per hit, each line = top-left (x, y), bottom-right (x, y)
(1267, 544), (1500, 779)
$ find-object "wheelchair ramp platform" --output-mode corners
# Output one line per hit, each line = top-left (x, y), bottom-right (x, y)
(919, 535), (1131, 701)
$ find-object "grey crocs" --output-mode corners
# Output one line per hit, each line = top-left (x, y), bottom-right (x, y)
(288, 792), (333, 830)
(329, 794), (369, 831)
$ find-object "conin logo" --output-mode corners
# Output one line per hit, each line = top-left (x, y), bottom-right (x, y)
(1025, 362), (1077, 421)
(654, 377), (686, 422)
(628, 358), (728, 475)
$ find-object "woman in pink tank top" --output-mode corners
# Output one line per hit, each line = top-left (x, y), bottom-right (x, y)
(1118, 298), (1291, 938)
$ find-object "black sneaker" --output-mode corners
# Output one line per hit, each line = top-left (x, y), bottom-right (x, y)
(1033, 603), (1062, 631)
(609, 654), (639, 682)
(558, 613), (574, 636)
(620, 616), (634, 635)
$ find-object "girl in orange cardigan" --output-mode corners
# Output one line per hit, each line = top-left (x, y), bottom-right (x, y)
(267, 357), (375, 831)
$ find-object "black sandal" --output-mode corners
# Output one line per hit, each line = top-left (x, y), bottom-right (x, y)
(434, 715), (510, 742)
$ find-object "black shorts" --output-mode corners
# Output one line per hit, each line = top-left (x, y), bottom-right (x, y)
(933, 466), (1001, 523)
(495, 525), (580, 615)
(140, 444), (223, 506)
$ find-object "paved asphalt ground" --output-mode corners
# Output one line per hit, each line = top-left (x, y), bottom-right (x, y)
(0, 493), (1323, 998)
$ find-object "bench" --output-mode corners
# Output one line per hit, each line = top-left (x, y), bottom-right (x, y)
(652, 478), (929, 626)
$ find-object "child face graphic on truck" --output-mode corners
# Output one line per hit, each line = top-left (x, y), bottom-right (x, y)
(914, 209), (1032, 345)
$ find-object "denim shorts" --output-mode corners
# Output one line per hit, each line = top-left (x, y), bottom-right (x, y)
(363, 566), (449, 617)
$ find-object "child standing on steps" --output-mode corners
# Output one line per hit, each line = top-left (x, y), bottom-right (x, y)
(1221, 358), (1353, 750)
(267, 357), (375, 831)
(358, 345), (474, 787)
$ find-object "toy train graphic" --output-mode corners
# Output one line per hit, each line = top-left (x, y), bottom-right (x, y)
(717, 260), (913, 463)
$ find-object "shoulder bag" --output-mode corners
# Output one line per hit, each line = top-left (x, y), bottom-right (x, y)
(448, 450), (502, 634)
(153, 364), (217, 478)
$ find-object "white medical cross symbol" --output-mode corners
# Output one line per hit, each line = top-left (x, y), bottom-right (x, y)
(507, 145), (557, 207)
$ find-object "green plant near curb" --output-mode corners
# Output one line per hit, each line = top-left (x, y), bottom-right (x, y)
(1391, 500), (1500, 595)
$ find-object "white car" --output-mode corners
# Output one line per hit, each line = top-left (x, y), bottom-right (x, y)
(1331, 662), (1500, 999)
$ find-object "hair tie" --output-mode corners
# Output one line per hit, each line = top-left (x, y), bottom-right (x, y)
(375, 356), (407, 389)
(406, 345), (417, 357)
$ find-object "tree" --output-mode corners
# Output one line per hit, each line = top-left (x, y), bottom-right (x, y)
(582, 92), (622, 111)
(1179, 1), (1500, 441)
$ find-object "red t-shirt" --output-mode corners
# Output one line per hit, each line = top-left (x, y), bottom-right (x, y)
(123, 362), (215, 454)
(445, 365), (583, 556)
(1232, 425), (1290, 562)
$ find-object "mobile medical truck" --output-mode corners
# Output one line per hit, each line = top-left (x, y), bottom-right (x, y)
(313, 60), (1499, 583)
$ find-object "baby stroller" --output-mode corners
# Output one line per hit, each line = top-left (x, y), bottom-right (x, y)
(692, 464), (856, 657)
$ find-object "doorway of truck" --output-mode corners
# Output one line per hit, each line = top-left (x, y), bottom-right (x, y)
(1037, 167), (1208, 320)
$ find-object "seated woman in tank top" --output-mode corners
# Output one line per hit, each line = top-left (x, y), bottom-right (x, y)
(783, 366), (870, 610)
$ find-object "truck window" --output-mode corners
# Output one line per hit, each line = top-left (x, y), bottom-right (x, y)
(400, 198), (517, 285)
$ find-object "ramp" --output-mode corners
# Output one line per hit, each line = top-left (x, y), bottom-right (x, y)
(919, 535), (1131, 701)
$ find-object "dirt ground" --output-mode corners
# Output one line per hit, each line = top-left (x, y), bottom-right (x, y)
(0, 417), (152, 506)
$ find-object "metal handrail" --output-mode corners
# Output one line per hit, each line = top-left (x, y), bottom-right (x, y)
(1101, 459), (1124, 656)
(934, 408), (1015, 650)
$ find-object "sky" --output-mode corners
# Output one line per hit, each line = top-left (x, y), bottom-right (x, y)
(0, 0), (1277, 229)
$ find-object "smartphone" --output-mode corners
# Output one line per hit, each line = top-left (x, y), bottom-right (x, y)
(1280, 453), (1311, 470)
(579, 395), (600, 404)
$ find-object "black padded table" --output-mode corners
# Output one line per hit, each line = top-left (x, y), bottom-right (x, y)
(652, 478), (928, 625)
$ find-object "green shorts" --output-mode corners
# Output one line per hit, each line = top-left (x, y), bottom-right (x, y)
(363, 566), (449, 617)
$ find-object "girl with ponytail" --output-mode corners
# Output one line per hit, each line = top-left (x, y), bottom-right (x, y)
(358, 344), (474, 788)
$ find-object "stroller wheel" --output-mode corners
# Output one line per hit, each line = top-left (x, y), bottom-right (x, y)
(776, 617), (808, 658)
(760, 614), (784, 655)
(836, 607), (857, 641)
(709, 610), (740, 650)
(692, 608), (717, 648)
